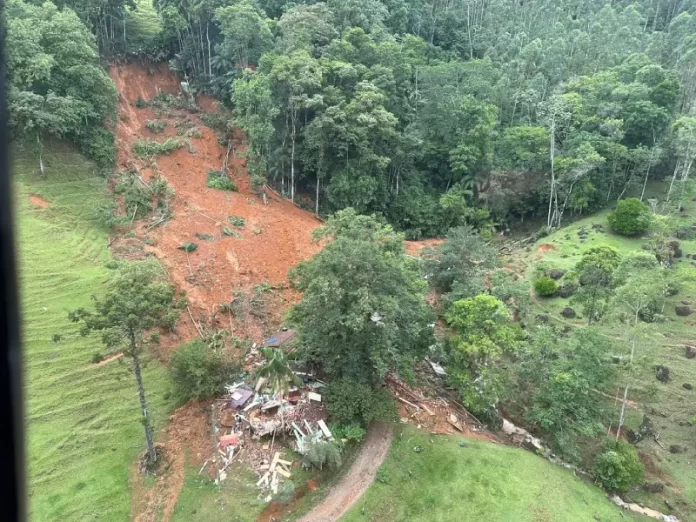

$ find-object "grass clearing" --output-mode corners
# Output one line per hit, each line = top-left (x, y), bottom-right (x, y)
(517, 186), (696, 520)
(15, 140), (176, 522)
(341, 426), (644, 522)
(171, 462), (265, 522)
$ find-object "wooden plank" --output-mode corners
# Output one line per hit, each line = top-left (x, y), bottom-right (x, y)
(276, 467), (292, 478)
(269, 451), (281, 472)
(419, 403), (435, 416)
(396, 396), (420, 411)
(256, 471), (270, 487)
(292, 421), (305, 436)
(277, 458), (292, 466)
(317, 419), (333, 439)
(304, 419), (314, 434)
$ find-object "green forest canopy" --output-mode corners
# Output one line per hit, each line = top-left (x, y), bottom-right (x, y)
(7, 0), (696, 238)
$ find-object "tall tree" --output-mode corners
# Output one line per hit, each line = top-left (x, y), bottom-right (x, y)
(288, 209), (435, 386)
(69, 261), (184, 466)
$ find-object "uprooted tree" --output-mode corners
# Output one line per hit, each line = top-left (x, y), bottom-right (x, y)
(69, 260), (185, 467)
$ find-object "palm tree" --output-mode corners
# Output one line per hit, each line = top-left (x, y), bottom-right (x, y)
(257, 348), (301, 397)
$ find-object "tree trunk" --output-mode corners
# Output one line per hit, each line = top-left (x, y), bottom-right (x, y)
(290, 119), (296, 203)
(547, 117), (556, 229)
(132, 349), (156, 465)
(315, 174), (320, 216)
(37, 133), (45, 176)
(666, 159), (681, 203)
(616, 337), (635, 441)
(207, 22), (212, 80)
(640, 162), (652, 201)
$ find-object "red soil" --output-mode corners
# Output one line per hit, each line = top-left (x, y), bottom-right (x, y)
(536, 243), (556, 253)
(109, 63), (322, 343)
(404, 238), (444, 256)
(28, 194), (49, 208)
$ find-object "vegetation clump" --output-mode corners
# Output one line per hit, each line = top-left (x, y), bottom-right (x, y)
(133, 138), (185, 158)
(533, 277), (557, 297)
(228, 215), (245, 227)
(593, 440), (645, 492)
(145, 120), (167, 134)
(207, 169), (238, 191)
(608, 198), (651, 236)
(169, 340), (232, 401)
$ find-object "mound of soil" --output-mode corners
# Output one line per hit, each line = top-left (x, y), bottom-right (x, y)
(536, 243), (556, 253)
(29, 194), (49, 208)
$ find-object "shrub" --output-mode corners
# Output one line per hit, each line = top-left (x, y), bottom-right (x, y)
(93, 200), (125, 229)
(302, 440), (342, 470)
(327, 379), (397, 425)
(178, 242), (197, 253)
(132, 138), (185, 158)
(534, 277), (558, 297)
(330, 423), (366, 444)
(169, 340), (230, 401)
(207, 170), (238, 191)
(608, 198), (651, 236)
(228, 215), (245, 227)
(593, 440), (644, 492)
(91, 352), (104, 364)
(145, 120), (167, 134)
(114, 172), (151, 219)
(78, 127), (115, 169)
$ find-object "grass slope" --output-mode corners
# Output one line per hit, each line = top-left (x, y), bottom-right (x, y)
(341, 426), (641, 522)
(16, 141), (176, 522)
(519, 188), (696, 519)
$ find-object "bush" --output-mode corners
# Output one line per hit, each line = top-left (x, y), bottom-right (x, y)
(327, 379), (397, 426)
(608, 198), (651, 236)
(534, 277), (558, 297)
(78, 127), (115, 169)
(593, 440), (644, 492)
(207, 170), (238, 191)
(145, 120), (167, 134)
(228, 215), (245, 227)
(132, 138), (185, 158)
(169, 340), (231, 401)
(91, 352), (104, 364)
(302, 440), (342, 470)
(330, 423), (366, 444)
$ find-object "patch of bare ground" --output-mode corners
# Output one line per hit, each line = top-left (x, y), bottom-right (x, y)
(29, 194), (49, 208)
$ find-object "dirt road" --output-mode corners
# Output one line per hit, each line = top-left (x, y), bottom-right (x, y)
(298, 422), (394, 522)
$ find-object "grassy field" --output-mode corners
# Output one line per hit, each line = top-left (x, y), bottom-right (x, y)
(517, 188), (696, 520)
(341, 426), (644, 522)
(16, 141), (176, 521)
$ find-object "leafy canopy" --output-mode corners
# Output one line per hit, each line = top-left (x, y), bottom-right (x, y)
(289, 208), (435, 386)
(68, 260), (184, 354)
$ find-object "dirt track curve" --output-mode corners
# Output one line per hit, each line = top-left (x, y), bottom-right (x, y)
(298, 422), (394, 522)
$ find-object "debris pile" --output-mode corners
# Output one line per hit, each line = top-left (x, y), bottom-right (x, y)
(206, 365), (331, 496)
(386, 373), (491, 439)
(256, 451), (294, 495)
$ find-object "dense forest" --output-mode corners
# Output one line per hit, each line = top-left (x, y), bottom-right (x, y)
(7, 0), (696, 238)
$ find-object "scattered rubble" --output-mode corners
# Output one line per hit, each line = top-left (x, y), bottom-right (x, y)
(207, 371), (330, 498)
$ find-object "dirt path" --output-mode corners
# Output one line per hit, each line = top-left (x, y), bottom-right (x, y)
(297, 422), (394, 522)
